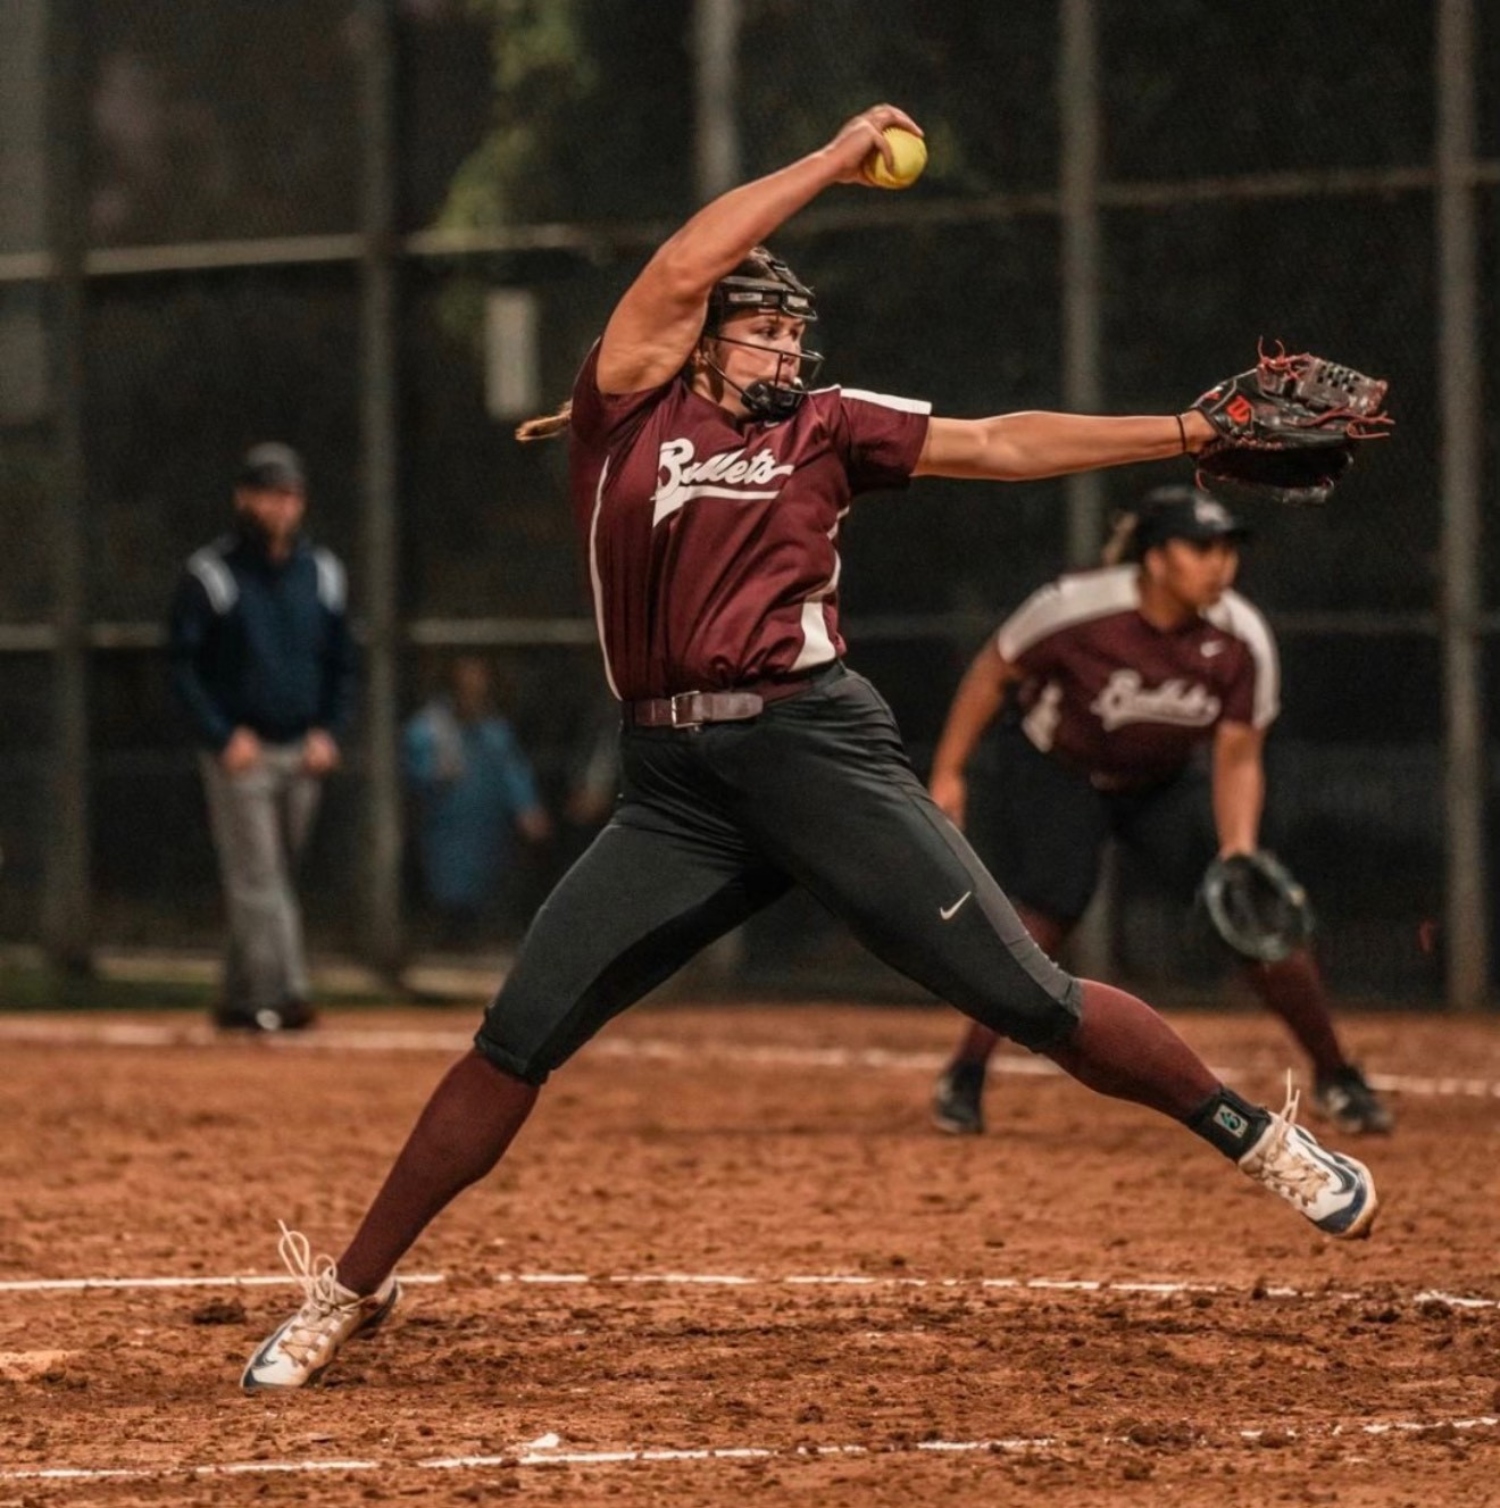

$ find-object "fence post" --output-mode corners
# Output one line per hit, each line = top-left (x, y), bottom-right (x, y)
(357, 0), (403, 982)
(1436, 0), (1489, 1009)
(1058, 0), (1115, 981)
(41, 0), (91, 973)
(694, 0), (741, 199)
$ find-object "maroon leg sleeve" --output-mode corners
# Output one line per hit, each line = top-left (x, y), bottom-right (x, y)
(336, 1050), (539, 1296)
(1242, 948), (1348, 1080)
(1045, 979), (1220, 1120)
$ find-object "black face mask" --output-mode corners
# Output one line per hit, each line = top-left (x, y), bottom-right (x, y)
(699, 333), (825, 422)
(738, 377), (805, 421)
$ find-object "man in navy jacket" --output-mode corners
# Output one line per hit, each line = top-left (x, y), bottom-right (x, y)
(169, 443), (356, 1031)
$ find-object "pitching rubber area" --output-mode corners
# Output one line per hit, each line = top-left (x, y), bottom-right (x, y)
(3, 1000), (1499, 1506)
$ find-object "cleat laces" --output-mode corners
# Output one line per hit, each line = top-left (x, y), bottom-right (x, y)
(1248, 1074), (1338, 1213)
(271, 1221), (350, 1367)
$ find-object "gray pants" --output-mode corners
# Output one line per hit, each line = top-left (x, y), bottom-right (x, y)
(199, 742), (322, 1014)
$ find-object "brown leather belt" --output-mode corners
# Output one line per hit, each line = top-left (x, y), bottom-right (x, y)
(624, 666), (832, 729)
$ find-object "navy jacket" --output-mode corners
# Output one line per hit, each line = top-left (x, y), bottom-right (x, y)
(169, 529), (357, 752)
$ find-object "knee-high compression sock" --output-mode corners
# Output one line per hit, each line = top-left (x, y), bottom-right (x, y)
(1046, 979), (1220, 1115)
(336, 1050), (539, 1296)
(1243, 950), (1347, 1080)
(1048, 980), (1271, 1160)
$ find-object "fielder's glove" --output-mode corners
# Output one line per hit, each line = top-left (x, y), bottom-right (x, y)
(1192, 345), (1392, 508)
(1197, 851), (1315, 964)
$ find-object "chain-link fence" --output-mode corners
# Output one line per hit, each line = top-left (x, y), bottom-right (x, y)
(0, 0), (1493, 1006)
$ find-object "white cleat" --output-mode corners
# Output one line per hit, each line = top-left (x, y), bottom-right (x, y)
(1238, 1075), (1377, 1239)
(240, 1223), (400, 1392)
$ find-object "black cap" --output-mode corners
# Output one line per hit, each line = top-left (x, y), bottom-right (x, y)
(237, 442), (306, 492)
(1133, 485), (1249, 554)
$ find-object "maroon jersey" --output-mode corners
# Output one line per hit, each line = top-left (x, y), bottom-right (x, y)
(568, 343), (930, 700)
(997, 565), (1279, 789)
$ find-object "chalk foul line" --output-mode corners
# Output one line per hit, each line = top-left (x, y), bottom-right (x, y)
(0, 1015), (1490, 1101)
(4, 1418), (1497, 1485)
(3, 1267), (1496, 1317)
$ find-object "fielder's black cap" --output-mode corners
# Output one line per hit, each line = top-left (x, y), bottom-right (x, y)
(237, 442), (306, 492)
(1133, 485), (1249, 554)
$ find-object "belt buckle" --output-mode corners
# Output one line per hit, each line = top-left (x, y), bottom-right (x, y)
(669, 691), (704, 729)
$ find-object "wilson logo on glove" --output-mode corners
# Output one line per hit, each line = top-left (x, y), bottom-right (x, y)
(1191, 343), (1392, 508)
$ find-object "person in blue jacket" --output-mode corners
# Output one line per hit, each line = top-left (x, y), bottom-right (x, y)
(168, 443), (356, 1032)
(403, 656), (552, 947)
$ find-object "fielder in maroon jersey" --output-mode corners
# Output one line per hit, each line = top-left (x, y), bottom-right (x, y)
(240, 106), (1378, 1393)
(928, 486), (1392, 1138)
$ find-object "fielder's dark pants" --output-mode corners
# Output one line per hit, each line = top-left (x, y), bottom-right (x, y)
(475, 665), (1081, 1083)
(970, 723), (1246, 925)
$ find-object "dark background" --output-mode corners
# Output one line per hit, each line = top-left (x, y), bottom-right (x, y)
(0, 0), (1492, 1002)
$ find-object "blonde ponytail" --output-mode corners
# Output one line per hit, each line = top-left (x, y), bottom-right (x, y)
(515, 401), (573, 443)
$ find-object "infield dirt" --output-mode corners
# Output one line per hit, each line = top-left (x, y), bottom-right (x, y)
(2, 1001), (1498, 1506)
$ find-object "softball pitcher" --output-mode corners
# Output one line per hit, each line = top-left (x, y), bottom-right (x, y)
(240, 105), (1377, 1393)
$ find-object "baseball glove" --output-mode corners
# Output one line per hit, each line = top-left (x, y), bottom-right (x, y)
(1192, 344), (1392, 508)
(1197, 851), (1315, 964)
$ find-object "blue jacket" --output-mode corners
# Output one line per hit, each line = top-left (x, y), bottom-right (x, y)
(169, 529), (357, 752)
(403, 700), (542, 911)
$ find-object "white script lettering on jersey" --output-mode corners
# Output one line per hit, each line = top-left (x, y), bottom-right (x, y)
(1090, 670), (1222, 732)
(652, 438), (795, 526)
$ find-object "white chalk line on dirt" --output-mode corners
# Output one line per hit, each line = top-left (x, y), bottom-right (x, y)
(2, 1265), (1493, 1314)
(501, 1272), (1500, 1312)
(4, 1417), (1497, 1485)
(0, 1273), (445, 1294)
(0, 1016), (1478, 1101)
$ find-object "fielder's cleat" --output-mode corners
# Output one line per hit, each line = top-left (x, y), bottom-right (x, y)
(213, 1006), (284, 1033)
(932, 1060), (987, 1135)
(241, 1224), (400, 1392)
(274, 998), (318, 1031)
(1238, 1076), (1377, 1239)
(1313, 1065), (1394, 1136)
(213, 1000), (318, 1034)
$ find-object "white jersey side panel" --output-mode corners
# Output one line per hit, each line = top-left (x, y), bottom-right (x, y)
(823, 385), (933, 416)
(995, 566), (1139, 662)
(1205, 589), (1281, 728)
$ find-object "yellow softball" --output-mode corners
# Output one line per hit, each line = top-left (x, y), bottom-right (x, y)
(863, 126), (928, 190)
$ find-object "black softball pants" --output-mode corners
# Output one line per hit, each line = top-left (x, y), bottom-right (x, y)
(474, 665), (1081, 1083)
